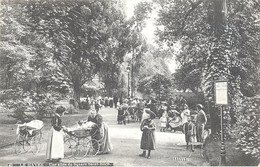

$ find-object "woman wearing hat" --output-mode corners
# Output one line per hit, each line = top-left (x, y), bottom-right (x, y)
(46, 106), (66, 162)
(139, 109), (156, 159)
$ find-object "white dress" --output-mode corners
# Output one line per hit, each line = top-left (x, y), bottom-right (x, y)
(181, 109), (191, 125)
(46, 115), (64, 160)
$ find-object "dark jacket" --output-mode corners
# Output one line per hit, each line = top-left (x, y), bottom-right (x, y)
(51, 114), (62, 131)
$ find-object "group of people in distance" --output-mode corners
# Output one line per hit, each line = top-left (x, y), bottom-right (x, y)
(117, 98), (145, 124)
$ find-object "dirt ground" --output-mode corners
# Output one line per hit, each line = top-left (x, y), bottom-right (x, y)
(0, 107), (209, 166)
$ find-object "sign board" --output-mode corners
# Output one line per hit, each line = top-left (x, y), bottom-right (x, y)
(215, 81), (228, 105)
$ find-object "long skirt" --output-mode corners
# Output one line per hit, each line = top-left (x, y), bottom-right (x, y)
(104, 100), (109, 106)
(46, 127), (64, 160)
(98, 122), (113, 154)
(140, 130), (156, 150)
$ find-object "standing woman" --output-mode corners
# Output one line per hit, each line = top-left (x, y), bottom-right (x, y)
(139, 109), (156, 159)
(46, 106), (66, 162)
(195, 104), (207, 142)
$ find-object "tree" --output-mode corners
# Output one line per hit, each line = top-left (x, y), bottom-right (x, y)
(156, 0), (260, 135)
(136, 46), (172, 99)
(0, 1), (35, 90)
(173, 62), (201, 93)
(25, 0), (131, 106)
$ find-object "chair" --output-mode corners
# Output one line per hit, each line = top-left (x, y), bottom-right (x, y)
(188, 130), (209, 157)
(188, 142), (204, 157)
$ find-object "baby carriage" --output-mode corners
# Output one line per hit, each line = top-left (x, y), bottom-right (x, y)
(168, 110), (182, 132)
(63, 122), (100, 160)
(14, 120), (44, 154)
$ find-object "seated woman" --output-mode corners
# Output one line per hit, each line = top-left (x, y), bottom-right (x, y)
(87, 110), (113, 154)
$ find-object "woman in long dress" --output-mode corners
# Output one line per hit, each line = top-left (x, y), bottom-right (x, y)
(139, 109), (156, 159)
(46, 106), (66, 162)
(87, 110), (113, 154)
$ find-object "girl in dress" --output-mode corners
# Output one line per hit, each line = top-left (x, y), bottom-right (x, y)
(181, 104), (191, 125)
(46, 106), (66, 162)
(139, 109), (156, 159)
(159, 111), (168, 132)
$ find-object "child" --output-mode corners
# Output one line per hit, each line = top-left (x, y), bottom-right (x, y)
(183, 116), (196, 151)
(159, 111), (168, 132)
(139, 109), (156, 159)
(94, 101), (100, 113)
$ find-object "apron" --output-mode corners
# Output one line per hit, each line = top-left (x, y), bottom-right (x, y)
(46, 127), (64, 159)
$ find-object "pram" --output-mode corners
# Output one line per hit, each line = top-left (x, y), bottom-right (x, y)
(63, 122), (100, 160)
(14, 120), (44, 154)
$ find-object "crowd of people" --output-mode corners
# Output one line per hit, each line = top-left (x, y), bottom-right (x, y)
(88, 94), (208, 147)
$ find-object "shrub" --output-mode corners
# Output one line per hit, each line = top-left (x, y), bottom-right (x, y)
(235, 96), (260, 160)
(0, 88), (56, 122)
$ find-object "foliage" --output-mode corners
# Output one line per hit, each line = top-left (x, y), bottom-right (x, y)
(137, 47), (172, 99)
(0, 88), (56, 122)
(0, 2), (35, 90)
(235, 96), (260, 160)
(24, 0), (132, 105)
(0, 1), (62, 98)
(172, 62), (201, 93)
(156, 0), (260, 136)
(138, 74), (172, 100)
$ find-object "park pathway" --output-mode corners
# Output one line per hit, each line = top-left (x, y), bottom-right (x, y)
(0, 107), (209, 166)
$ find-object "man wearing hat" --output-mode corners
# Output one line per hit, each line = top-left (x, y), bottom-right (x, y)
(139, 109), (156, 159)
(195, 104), (207, 142)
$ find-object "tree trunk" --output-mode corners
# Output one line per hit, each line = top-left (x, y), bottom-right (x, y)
(214, 0), (227, 36)
(73, 84), (81, 110)
(207, 0), (227, 135)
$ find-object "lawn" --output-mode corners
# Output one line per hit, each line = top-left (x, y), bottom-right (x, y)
(0, 109), (90, 148)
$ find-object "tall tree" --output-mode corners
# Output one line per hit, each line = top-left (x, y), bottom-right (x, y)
(25, 0), (131, 105)
(156, 0), (260, 133)
(0, 1), (34, 90)
(137, 46), (172, 99)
